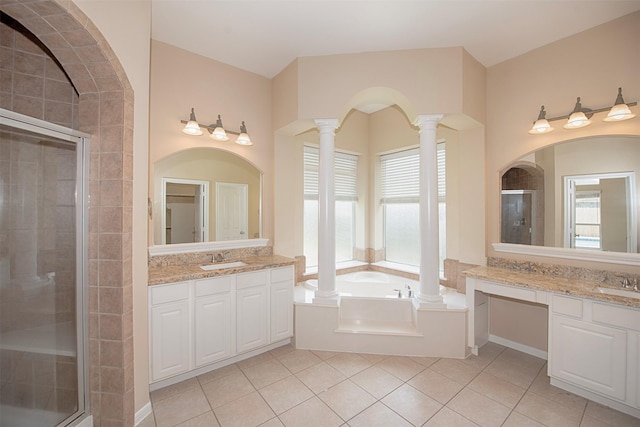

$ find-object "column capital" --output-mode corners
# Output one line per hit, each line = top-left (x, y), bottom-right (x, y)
(314, 118), (340, 132)
(412, 114), (444, 131)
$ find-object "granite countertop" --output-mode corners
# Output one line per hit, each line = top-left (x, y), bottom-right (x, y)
(148, 255), (296, 286)
(463, 266), (640, 309)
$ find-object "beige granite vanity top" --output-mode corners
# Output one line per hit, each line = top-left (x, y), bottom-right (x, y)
(464, 266), (640, 309)
(148, 255), (295, 286)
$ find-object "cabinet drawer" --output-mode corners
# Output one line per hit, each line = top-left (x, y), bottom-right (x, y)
(271, 266), (294, 284)
(150, 282), (189, 305)
(593, 302), (640, 332)
(195, 275), (234, 297)
(237, 270), (267, 289)
(551, 295), (583, 318)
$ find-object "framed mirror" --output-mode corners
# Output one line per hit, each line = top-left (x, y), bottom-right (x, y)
(153, 147), (262, 246)
(498, 135), (640, 262)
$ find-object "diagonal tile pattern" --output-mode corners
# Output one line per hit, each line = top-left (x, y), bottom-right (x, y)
(143, 342), (640, 427)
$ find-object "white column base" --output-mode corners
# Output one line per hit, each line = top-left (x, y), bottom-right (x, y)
(313, 290), (340, 306)
(413, 293), (446, 309)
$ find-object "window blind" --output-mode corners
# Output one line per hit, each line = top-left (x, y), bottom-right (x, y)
(380, 143), (446, 204)
(304, 146), (358, 201)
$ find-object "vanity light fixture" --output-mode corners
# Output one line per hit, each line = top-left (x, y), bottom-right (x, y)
(604, 87), (636, 122)
(528, 87), (637, 134)
(181, 108), (252, 146)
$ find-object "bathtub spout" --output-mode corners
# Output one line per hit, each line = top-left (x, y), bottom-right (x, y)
(393, 288), (402, 298)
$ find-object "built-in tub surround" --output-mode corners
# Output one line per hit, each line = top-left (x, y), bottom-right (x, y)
(295, 269), (469, 358)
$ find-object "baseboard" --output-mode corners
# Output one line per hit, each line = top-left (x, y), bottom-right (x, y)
(489, 334), (548, 360)
(135, 402), (153, 426)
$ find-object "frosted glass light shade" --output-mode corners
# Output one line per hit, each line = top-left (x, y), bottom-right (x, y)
(182, 120), (203, 135)
(235, 133), (252, 145)
(564, 111), (591, 129)
(211, 127), (229, 141)
(528, 119), (553, 134)
(604, 103), (636, 121)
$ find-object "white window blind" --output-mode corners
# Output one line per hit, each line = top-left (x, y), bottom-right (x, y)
(304, 146), (358, 201)
(380, 148), (420, 203)
(380, 144), (446, 204)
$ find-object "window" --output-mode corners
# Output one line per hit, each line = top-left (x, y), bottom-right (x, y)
(380, 144), (446, 271)
(303, 146), (358, 269)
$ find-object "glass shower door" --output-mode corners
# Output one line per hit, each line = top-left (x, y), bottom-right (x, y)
(0, 112), (88, 427)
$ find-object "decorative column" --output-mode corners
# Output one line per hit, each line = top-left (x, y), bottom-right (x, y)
(414, 114), (445, 306)
(313, 119), (340, 305)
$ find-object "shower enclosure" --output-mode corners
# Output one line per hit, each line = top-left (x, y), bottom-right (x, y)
(0, 110), (89, 426)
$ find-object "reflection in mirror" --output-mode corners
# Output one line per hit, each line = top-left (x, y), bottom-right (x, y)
(500, 136), (640, 254)
(154, 148), (262, 245)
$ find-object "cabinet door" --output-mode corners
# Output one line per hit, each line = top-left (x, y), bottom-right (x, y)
(150, 301), (191, 381)
(270, 281), (293, 342)
(194, 293), (233, 367)
(236, 285), (268, 353)
(550, 314), (627, 401)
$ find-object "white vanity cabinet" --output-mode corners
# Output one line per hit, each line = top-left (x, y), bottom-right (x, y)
(149, 264), (295, 385)
(270, 267), (295, 342)
(194, 276), (234, 367)
(549, 294), (640, 413)
(149, 281), (191, 381)
(236, 270), (269, 353)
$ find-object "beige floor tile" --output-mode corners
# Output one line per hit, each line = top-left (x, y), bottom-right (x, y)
(213, 391), (275, 427)
(381, 383), (442, 426)
(269, 343), (296, 359)
(278, 396), (343, 427)
(376, 355), (426, 381)
(259, 418), (285, 427)
(580, 415), (618, 427)
(318, 379), (376, 421)
(153, 384), (211, 427)
(408, 368), (465, 404)
(515, 391), (583, 426)
(324, 352), (372, 377)
(409, 355), (439, 367)
(447, 388), (511, 427)
(584, 401), (640, 427)
(294, 361), (346, 394)
(350, 365), (403, 399)
(151, 377), (200, 403)
(528, 368), (587, 413)
(258, 375), (314, 415)
(242, 358), (292, 389)
(276, 349), (322, 373)
(424, 407), (480, 426)
(484, 357), (541, 389)
(502, 411), (545, 426)
(430, 358), (481, 385)
(310, 349), (339, 360)
(137, 411), (157, 427)
(175, 411), (220, 427)
(346, 401), (413, 427)
(359, 353), (389, 364)
(467, 371), (526, 408)
(197, 364), (242, 386)
(237, 351), (276, 370)
(201, 370), (256, 408)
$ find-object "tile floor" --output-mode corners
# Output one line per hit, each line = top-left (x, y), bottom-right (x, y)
(139, 342), (639, 427)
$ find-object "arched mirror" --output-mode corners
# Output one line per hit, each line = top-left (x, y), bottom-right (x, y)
(499, 135), (639, 255)
(153, 148), (262, 245)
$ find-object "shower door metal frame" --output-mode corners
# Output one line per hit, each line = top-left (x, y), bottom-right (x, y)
(0, 108), (91, 426)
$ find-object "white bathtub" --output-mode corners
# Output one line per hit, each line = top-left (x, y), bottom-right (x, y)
(298, 270), (466, 308)
(294, 270), (469, 357)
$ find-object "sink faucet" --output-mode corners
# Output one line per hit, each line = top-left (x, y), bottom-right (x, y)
(214, 253), (224, 262)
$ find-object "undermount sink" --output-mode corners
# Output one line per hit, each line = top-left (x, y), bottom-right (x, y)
(199, 261), (247, 271)
(597, 287), (640, 299)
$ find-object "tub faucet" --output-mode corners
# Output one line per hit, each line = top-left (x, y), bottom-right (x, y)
(405, 284), (413, 298)
(393, 288), (402, 298)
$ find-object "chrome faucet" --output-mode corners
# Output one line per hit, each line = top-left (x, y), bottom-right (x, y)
(393, 288), (402, 298)
(214, 252), (224, 262)
(405, 284), (413, 298)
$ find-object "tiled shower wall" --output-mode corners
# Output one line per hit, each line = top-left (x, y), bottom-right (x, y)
(1, 1), (135, 425)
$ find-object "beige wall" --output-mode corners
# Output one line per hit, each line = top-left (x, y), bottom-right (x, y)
(73, 0), (151, 415)
(486, 11), (640, 269)
(149, 41), (274, 246)
(486, 11), (640, 351)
